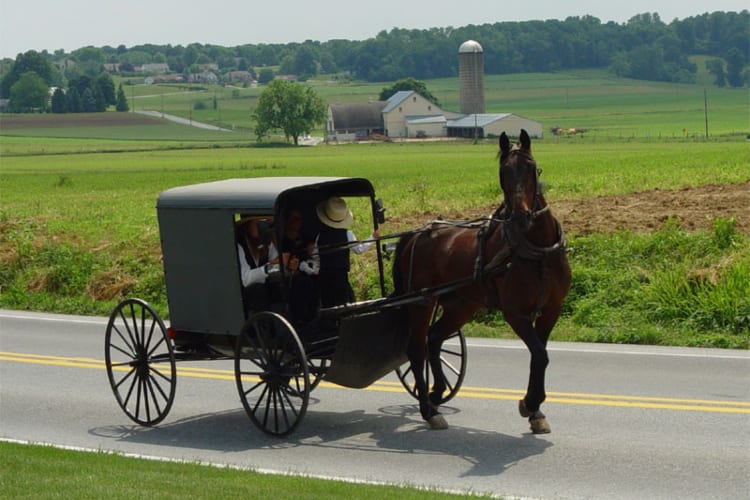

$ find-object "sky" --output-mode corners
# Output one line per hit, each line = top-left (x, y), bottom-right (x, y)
(1, 0), (747, 58)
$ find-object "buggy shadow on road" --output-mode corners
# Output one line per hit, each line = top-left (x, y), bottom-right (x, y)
(89, 402), (552, 478)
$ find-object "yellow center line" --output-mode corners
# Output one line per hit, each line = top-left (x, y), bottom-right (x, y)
(2, 351), (748, 414)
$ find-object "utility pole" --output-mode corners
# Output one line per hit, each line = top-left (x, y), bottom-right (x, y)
(704, 88), (709, 138)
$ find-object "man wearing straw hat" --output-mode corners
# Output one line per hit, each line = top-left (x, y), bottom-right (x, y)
(315, 197), (380, 308)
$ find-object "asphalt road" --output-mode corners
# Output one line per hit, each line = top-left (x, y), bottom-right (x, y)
(1, 309), (748, 499)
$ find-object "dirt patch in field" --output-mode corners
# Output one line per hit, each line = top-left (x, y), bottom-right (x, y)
(389, 181), (750, 237)
(0, 112), (163, 130)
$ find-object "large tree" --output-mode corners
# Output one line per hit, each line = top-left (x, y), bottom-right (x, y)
(9, 71), (49, 112)
(1, 50), (56, 98)
(253, 79), (326, 145)
(253, 80), (326, 146)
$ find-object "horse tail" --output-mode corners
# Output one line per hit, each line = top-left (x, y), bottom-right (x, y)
(391, 232), (415, 296)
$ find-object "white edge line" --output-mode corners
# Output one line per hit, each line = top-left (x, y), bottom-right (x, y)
(461, 340), (750, 360)
(1, 311), (746, 360)
(0, 438), (515, 499)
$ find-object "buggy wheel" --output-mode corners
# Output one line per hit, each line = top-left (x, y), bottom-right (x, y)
(105, 298), (176, 426)
(235, 312), (310, 437)
(395, 308), (467, 405)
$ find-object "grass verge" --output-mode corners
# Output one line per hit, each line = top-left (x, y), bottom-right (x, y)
(0, 441), (486, 499)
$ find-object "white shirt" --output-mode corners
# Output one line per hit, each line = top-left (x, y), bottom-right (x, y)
(238, 242), (279, 287)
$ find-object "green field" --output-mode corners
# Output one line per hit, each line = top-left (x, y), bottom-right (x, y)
(1, 71), (749, 348)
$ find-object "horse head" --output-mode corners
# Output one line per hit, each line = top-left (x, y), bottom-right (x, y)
(498, 129), (541, 232)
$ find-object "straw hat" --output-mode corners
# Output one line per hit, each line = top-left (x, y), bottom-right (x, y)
(316, 197), (353, 229)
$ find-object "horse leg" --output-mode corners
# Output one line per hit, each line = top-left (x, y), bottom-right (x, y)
(504, 311), (551, 434)
(426, 300), (474, 407)
(406, 301), (448, 430)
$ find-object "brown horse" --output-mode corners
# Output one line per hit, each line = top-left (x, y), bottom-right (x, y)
(393, 130), (571, 433)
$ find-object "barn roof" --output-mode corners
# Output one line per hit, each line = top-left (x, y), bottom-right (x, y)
(447, 113), (512, 128)
(329, 101), (386, 130)
(382, 90), (414, 113)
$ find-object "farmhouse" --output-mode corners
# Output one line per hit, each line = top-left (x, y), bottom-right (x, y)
(326, 90), (541, 141)
(326, 39), (542, 142)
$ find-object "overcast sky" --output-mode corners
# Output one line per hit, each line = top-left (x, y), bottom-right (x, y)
(1, 1), (747, 58)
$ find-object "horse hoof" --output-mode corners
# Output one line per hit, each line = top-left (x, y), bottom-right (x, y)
(529, 416), (551, 434)
(518, 399), (531, 418)
(428, 414), (449, 430)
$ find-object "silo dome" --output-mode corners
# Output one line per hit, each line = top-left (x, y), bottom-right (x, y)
(458, 40), (483, 54)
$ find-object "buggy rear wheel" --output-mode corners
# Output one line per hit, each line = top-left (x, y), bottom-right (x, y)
(235, 312), (310, 437)
(105, 298), (176, 426)
(395, 307), (467, 405)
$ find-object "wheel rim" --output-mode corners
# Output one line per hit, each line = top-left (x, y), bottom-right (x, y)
(396, 328), (467, 405)
(105, 298), (176, 426)
(235, 312), (309, 436)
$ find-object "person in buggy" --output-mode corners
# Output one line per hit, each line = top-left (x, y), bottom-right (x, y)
(313, 197), (380, 308)
(235, 215), (282, 314)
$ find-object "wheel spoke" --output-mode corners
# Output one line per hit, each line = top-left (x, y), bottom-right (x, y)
(440, 356), (462, 377)
(145, 375), (164, 417)
(146, 334), (166, 359)
(111, 325), (135, 357)
(441, 347), (462, 357)
(109, 343), (136, 360)
(146, 369), (171, 402)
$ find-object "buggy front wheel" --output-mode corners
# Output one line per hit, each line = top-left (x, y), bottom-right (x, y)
(235, 312), (310, 437)
(104, 298), (176, 426)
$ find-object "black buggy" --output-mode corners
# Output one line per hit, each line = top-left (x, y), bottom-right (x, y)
(104, 177), (466, 436)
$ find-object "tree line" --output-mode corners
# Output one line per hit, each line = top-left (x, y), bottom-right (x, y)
(1, 10), (747, 112)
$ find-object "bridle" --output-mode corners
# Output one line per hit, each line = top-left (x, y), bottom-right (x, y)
(498, 148), (548, 224)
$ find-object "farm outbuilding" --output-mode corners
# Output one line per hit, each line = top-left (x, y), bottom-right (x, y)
(447, 113), (542, 139)
(327, 101), (386, 141)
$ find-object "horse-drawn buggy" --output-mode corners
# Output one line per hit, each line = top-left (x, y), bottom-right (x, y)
(105, 131), (570, 436)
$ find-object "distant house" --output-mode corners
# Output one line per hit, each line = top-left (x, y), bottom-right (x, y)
(144, 73), (186, 84)
(327, 90), (542, 142)
(103, 63), (121, 73)
(225, 71), (254, 84)
(188, 71), (218, 84)
(382, 91), (461, 138)
(138, 63), (170, 74)
(274, 74), (298, 82)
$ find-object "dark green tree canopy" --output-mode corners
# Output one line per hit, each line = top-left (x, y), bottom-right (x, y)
(1, 50), (56, 98)
(379, 78), (440, 106)
(253, 79), (327, 145)
(9, 71), (49, 112)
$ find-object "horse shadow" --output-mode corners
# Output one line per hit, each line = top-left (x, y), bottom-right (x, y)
(90, 399), (551, 478)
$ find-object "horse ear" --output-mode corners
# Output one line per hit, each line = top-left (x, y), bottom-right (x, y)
(499, 132), (511, 155)
(520, 129), (531, 151)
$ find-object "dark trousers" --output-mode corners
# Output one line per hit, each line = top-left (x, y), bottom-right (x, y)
(288, 274), (318, 326)
(318, 270), (354, 308)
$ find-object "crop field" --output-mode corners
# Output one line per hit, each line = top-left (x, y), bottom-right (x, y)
(31, 68), (740, 138)
(1, 71), (748, 348)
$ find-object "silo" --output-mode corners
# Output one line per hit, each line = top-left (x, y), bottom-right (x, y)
(458, 40), (485, 114)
